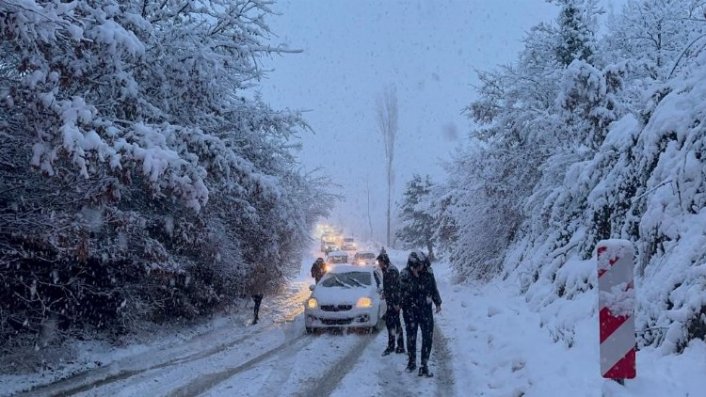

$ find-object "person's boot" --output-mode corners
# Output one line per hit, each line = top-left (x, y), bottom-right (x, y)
(405, 360), (416, 372)
(395, 345), (405, 354)
(418, 365), (433, 377)
(382, 346), (394, 356)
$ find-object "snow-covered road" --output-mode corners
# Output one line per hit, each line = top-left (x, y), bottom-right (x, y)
(12, 280), (318, 396)
(5, 250), (705, 397)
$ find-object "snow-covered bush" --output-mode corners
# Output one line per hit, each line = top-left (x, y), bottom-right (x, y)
(443, 0), (706, 353)
(0, 0), (332, 351)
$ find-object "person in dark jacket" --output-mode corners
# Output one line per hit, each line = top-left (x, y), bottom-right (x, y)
(400, 251), (442, 377)
(378, 249), (405, 356)
(247, 263), (269, 325)
(310, 257), (326, 283)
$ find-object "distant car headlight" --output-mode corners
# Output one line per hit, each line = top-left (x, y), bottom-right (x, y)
(323, 264), (330, 272)
(356, 296), (373, 308)
(307, 298), (318, 309)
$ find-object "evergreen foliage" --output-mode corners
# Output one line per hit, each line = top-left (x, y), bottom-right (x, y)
(395, 174), (435, 260)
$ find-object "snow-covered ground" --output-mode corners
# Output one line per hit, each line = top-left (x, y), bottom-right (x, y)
(3, 248), (704, 396)
(437, 265), (706, 397)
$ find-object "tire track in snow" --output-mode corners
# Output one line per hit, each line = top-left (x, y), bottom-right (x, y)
(376, 355), (412, 396)
(17, 333), (257, 397)
(432, 325), (455, 396)
(250, 337), (301, 397)
(19, 281), (312, 397)
(169, 334), (311, 397)
(375, 325), (455, 396)
(294, 331), (376, 397)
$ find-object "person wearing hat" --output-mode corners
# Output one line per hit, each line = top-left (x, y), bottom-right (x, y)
(377, 248), (405, 356)
(400, 251), (442, 377)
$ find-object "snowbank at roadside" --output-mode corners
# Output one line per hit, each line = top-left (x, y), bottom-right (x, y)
(434, 257), (706, 397)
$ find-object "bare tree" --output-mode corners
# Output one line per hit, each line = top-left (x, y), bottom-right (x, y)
(366, 177), (374, 241)
(376, 86), (398, 247)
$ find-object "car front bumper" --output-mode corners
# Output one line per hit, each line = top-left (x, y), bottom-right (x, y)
(305, 306), (378, 328)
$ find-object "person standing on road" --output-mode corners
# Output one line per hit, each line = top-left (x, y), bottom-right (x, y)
(400, 251), (442, 377)
(377, 249), (405, 356)
(247, 263), (269, 325)
(417, 251), (441, 374)
(310, 257), (326, 283)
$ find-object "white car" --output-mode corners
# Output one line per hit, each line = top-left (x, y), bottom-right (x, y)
(353, 251), (377, 266)
(341, 237), (357, 251)
(304, 265), (386, 333)
(325, 250), (348, 265)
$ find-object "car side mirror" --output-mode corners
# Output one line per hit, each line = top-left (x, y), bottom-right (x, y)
(309, 284), (315, 291)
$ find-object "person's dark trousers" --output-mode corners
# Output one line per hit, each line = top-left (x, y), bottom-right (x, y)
(385, 305), (404, 350)
(252, 294), (263, 323)
(419, 307), (434, 367)
(402, 308), (418, 365)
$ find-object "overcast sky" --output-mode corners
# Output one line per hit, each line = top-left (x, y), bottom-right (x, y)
(259, 0), (560, 243)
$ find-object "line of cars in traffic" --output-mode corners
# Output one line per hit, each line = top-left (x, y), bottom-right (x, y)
(323, 249), (377, 267)
(304, 241), (385, 334)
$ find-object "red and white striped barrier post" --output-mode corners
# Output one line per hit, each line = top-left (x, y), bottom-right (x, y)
(596, 239), (636, 382)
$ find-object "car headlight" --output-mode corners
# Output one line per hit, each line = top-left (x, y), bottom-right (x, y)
(307, 298), (318, 309)
(356, 296), (373, 308)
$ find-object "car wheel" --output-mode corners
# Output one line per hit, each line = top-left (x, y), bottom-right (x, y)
(306, 327), (314, 334)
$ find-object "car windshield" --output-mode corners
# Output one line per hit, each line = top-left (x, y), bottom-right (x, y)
(357, 253), (375, 259)
(320, 271), (371, 288)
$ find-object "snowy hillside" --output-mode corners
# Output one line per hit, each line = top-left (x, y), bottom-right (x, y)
(439, 0), (706, 355)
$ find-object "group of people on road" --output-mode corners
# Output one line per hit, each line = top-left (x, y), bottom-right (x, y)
(309, 248), (442, 377)
(378, 248), (442, 378)
(252, 248), (442, 375)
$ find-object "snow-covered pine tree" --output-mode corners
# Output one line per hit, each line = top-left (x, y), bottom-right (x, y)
(395, 174), (435, 260)
(553, 0), (599, 66)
